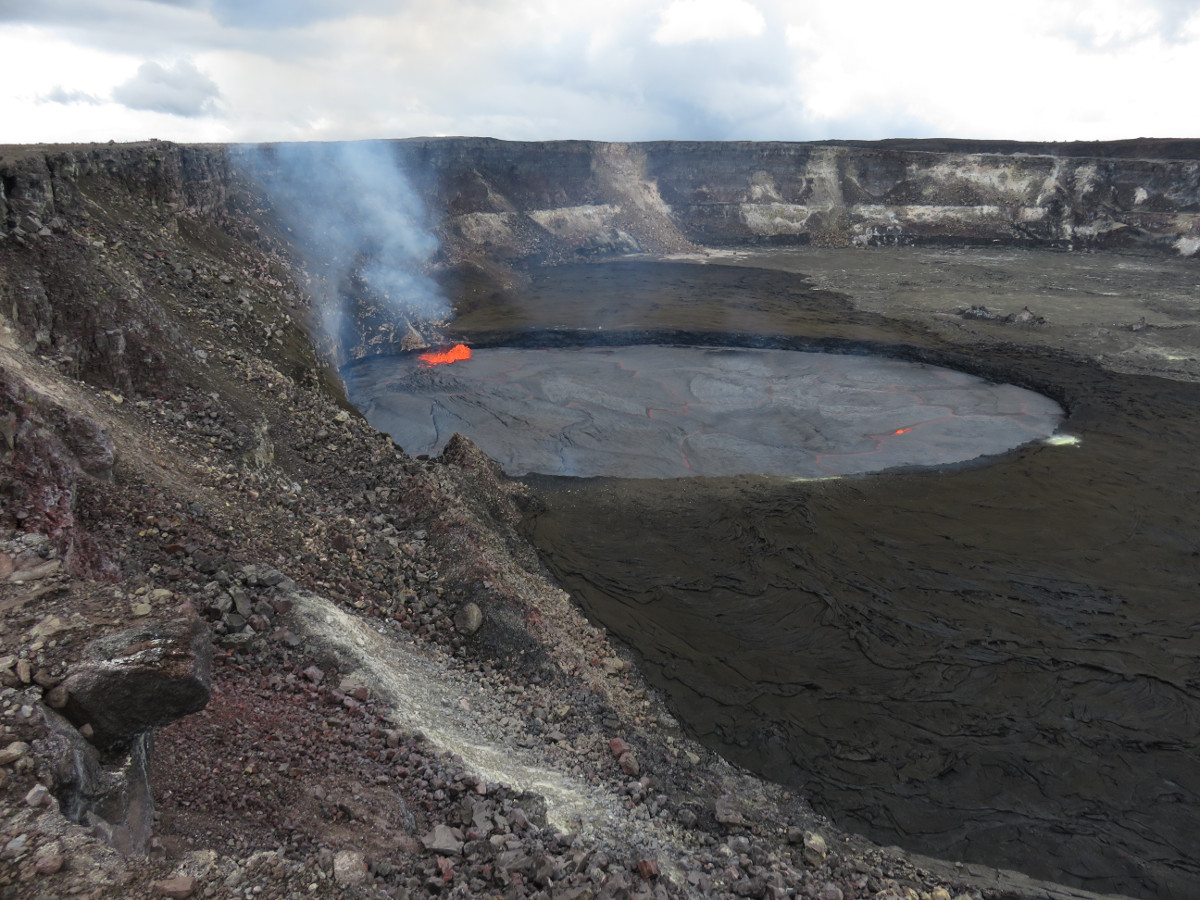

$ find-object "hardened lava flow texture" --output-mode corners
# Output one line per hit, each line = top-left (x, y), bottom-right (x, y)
(343, 345), (1064, 479)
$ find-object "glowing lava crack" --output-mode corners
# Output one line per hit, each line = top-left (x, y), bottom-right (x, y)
(343, 346), (1064, 479)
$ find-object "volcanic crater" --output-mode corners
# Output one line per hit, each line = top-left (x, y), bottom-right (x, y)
(343, 341), (1064, 479)
(2, 138), (1200, 900)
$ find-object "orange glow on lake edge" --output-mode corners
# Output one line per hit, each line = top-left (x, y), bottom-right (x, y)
(419, 344), (472, 366)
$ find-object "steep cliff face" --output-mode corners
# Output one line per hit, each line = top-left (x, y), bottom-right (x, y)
(0, 143), (255, 390)
(389, 137), (1200, 260)
(646, 141), (1200, 251)
(4, 137), (1199, 267)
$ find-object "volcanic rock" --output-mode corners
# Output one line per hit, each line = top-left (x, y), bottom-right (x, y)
(637, 858), (659, 879)
(150, 875), (197, 898)
(803, 832), (828, 865)
(714, 795), (748, 827)
(38, 705), (157, 854)
(453, 601), (483, 635)
(422, 823), (464, 855)
(60, 408), (116, 479)
(33, 847), (65, 875)
(333, 850), (369, 886)
(60, 604), (212, 748)
(1007, 305), (1045, 325)
(29, 614), (68, 638)
(24, 782), (51, 807)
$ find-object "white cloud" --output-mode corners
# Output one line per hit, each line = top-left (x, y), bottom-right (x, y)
(653, 0), (766, 44)
(113, 59), (221, 118)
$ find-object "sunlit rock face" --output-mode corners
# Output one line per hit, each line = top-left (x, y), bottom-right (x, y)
(399, 137), (1200, 266)
(343, 346), (1063, 479)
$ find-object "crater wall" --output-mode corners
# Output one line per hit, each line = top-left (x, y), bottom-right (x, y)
(5, 137), (1197, 367)
(4, 138), (1199, 268)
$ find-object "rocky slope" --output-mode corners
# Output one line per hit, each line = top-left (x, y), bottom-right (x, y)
(2, 137), (1192, 900)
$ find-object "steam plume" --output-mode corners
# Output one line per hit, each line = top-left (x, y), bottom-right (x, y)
(234, 141), (447, 351)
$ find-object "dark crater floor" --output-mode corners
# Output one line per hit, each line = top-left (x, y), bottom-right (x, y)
(389, 254), (1199, 900)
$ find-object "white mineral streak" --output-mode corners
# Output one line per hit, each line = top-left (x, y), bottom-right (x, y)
(805, 147), (846, 208)
(287, 592), (625, 839)
(528, 204), (621, 237)
(921, 157), (1042, 200)
(851, 203), (1004, 225)
(740, 202), (814, 233)
(1174, 235), (1200, 257)
(1036, 159), (1066, 207)
(454, 211), (517, 245)
(749, 171), (783, 202)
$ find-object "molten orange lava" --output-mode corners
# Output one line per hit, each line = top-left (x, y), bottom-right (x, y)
(893, 427), (914, 435)
(419, 344), (471, 366)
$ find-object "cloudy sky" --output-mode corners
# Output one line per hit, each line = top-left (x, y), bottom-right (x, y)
(1, 0), (1198, 145)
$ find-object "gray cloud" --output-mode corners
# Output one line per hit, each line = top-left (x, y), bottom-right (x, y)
(0, 0), (186, 23)
(1060, 0), (1200, 49)
(0, 0), (225, 63)
(207, 0), (395, 29)
(112, 59), (221, 117)
(416, 5), (804, 141)
(1148, 0), (1200, 39)
(40, 85), (103, 106)
(0, 0), (379, 65)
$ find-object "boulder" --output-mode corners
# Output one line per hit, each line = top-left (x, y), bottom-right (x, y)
(61, 409), (116, 480)
(453, 602), (483, 635)
(618, 752), (640, 776)
(150, 875), (197, 898)
(422, 823), (464, 855)
(37, 707), (155, 855)
(61, 603), (212, 749)
(333, 850), (368, 886)
(714, 795), (748, 827)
